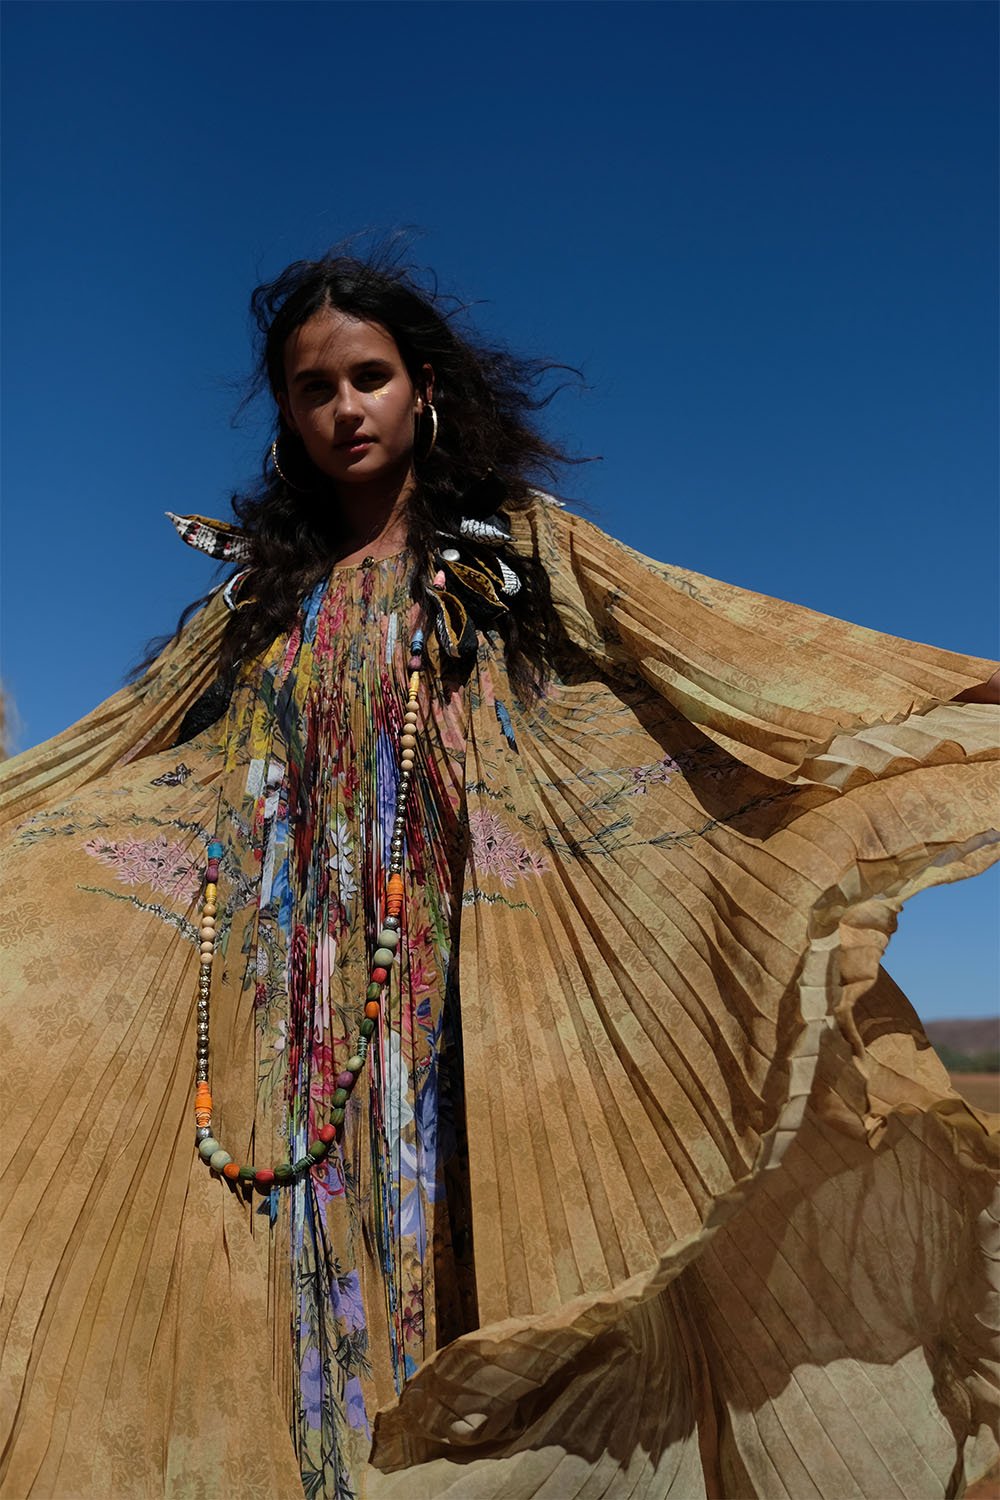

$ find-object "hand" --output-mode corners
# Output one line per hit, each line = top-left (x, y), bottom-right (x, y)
(952, 666), (1000, 704)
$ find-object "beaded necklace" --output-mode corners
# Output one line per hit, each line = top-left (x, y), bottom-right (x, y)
(192, 624), (427, 1190)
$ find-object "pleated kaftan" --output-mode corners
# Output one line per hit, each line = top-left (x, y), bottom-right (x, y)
(1, 497), (998, 1499)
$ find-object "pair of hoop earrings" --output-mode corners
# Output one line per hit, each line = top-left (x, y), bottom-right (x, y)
(270, 402), (438, 491)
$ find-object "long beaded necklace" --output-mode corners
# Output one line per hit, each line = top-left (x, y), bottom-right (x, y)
(192, 624), (427, 1189)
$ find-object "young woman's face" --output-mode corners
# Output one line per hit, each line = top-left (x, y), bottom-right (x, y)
(277, 309), (432, 488)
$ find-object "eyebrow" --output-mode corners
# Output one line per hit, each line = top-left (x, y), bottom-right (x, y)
(290, 359), (392, 386)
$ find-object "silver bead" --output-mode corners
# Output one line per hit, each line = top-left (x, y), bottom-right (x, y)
(441, 547), (460, 562)
(196, 1125), (213, 1142)
(383, 916), (401, 931)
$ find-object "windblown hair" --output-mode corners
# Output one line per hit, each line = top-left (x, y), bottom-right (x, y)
(212, 246), (582, 700)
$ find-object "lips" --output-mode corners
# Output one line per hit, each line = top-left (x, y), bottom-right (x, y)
(336, 435), (375, 449)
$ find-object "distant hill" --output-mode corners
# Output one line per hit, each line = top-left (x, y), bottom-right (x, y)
(925, 1017), (999, 1073)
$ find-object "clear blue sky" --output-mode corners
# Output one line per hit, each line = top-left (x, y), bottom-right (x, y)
(2, 0), (997, 1019)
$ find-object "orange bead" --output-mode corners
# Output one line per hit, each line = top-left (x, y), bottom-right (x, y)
(223, 1162), (241, 1181)
(364, 1001), (380, 1019)
(195, 1111), (211, 1127)
(387, 874), (404, 898)
(196, 1083), (212, 1106)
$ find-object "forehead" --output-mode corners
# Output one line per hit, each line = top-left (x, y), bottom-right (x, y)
(283, 309), (403, 374)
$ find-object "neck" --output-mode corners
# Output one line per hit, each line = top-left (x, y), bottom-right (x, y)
(331, 465), (415, 563)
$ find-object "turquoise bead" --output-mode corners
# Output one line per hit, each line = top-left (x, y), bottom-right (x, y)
(209, 1148), (232, 1172)
(373, 947), (395, 967)
(376, 929), (399, 950)
(198, 1138), (221, 1160)
(207, 841), (224, 858)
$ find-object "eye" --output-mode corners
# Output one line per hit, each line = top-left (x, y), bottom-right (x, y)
(355, 366), (392, 389)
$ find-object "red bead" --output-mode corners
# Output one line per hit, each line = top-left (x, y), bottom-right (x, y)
(371, 966), (388, 984)
(254, 1169), (275, 1188)
(206, 862), (220, 880)
(336, 1070), (354, 1090)
(408, 655), (422, 670)
(318, 1123), (336, 1144)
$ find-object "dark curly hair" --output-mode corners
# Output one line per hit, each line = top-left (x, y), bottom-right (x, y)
(209, 245), (583, 700)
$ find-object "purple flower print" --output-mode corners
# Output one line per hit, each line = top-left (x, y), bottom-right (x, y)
(344, 1376), (370, 1436)
(625, 756), (681, 795)
(82, 836), (200, 901)
(468, 809), (547, 888)
(300, 1346), (324, 1431)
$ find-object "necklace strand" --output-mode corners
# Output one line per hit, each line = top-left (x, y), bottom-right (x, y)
(193, 627), (426, 1189)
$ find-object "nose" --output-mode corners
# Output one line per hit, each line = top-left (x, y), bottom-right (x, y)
(334, 381), (364, 426)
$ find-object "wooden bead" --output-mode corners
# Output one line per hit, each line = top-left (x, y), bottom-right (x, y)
(202, 902), (217, 917)
(200, 942), (215, 957)
(400, 734), (416, 749)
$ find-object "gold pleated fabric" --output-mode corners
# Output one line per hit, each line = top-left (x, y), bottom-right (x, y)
(2, 497), (998, 1498)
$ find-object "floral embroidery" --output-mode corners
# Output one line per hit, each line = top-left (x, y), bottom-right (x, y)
(82, 835), (200, 901)
(468, 807), (548, 887)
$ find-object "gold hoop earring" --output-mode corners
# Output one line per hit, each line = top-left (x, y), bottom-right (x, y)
(270, 438), (310, 493)
(419, 402), (438, 460)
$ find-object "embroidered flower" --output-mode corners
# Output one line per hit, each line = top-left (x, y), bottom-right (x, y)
(625, 755), (681, 795)
(82, 835), (200, 901)
(468, 809), (547, 888)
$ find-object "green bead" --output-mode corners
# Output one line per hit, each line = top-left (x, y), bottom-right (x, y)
(293, 1154), (313, 1173)
(209, 1149), (232, 1172)
(373, 947), (395, 967)
(360, 1018), (375, 1039)
(331, 1106), (345, 1125)
(238, 1166), (257, 1182)
(366, 982), (381, 1000)
(198, 1138), (221, 1160)
(308, 1139), (328, 1160)
(376, 929), (399, 950)
(332, 1087), (348, 1107)
(346, 1054), (363, 1073)
(274, 1162), (293, 1182)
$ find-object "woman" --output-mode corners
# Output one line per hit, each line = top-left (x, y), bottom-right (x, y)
(1, 252), (997, 1500)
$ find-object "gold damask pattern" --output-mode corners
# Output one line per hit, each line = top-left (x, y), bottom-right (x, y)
(1, 499), (997, 1498)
